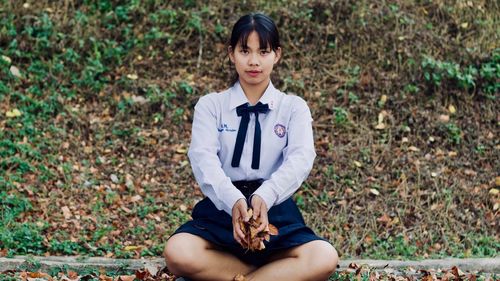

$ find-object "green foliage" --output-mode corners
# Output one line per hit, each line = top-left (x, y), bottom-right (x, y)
(422, 57), (477, 89)
(0, 275), (18, 281)
(0, 222), (47, 255)
(471, 236), (500, 257)
(333, 107), (349, 126)
(444, 123), (462, 145)
(404, 84), (419, 95)
(365, 234), (419, 259)
(422, 49), (499, 99)
(344, 65), (361, 88)
(49, 239), (85, 255)
(0, 192), (32, 221)
(91, 225), (113, 242)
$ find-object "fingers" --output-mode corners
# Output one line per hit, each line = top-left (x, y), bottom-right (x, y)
(232, 199), (248, 246)
(233, 225), (245, 246)
(236, 202), (248, 241)
(251, 196), (269, 233)
(239, 203), (250, 222)
(255, 208), (268, 233)
(252, 201), (260, 220)
(235, 218), (246, 241)
(233, 215), (246, 246)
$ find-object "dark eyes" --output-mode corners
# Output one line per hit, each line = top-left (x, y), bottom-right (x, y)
(239, 49), (271, 55)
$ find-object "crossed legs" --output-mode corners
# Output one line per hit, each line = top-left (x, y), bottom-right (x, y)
(164, 233), (338, 281)
(164, 233), (255, 280)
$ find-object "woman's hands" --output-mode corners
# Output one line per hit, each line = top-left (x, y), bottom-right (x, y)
(232, 198), (249, 247)
(232, 195), (269, 247)
(250, 195), (269, 233)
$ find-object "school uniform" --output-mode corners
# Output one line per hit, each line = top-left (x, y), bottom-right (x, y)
(173, 80), (324, 266)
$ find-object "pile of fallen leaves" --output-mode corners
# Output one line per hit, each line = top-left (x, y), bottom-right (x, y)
(1, 268), (176, 281)
(340, 263), (495, 281)
(2, 264), (495, 281)
(238, 209), (279, 251)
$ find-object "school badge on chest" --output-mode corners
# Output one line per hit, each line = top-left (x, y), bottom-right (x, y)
(274, 124), (286, 138)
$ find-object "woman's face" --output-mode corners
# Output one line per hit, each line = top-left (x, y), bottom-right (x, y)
(229, 31), (281, 89)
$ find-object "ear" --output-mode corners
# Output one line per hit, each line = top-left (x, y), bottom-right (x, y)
(274, 47), (282, 64)
(228, 46), (235, 63)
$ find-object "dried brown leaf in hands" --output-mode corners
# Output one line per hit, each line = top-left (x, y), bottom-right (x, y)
(238, 208), (279, 251)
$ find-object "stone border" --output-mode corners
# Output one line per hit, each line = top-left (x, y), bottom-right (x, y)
(0, 256), (499, 273)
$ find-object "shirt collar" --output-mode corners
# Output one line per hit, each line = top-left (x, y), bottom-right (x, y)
(229, 80), (277, 111)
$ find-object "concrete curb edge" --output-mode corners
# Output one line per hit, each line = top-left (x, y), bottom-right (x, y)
(0, 256), (499, 273)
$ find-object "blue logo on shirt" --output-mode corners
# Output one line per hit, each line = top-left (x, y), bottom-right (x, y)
(218, 123), (236, 132)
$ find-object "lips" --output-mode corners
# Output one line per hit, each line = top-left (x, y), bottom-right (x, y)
(246, 70), (261, 77)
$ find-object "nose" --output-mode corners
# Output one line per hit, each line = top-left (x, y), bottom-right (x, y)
(248, 53), (259, 66)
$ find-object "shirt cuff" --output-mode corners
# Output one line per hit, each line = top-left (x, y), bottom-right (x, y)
(252, 182), (278, 210)
(219, 179), (245, 215)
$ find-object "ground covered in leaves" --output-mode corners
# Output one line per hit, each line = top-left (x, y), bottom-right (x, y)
(0, 0), (498, 267)
(1, 264), (498, 281)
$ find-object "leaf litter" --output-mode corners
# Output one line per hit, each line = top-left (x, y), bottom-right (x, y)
(2, 264), (496, 281)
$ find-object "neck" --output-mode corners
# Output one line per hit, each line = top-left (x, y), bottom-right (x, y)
(239, 79), (270, 105)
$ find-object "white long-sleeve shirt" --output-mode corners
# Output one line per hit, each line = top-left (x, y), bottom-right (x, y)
(188, 81), (316, 215)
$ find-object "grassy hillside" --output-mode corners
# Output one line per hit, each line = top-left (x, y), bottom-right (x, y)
(0, 0), (498, 260)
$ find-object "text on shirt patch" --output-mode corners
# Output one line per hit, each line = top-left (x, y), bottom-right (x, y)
(218, 123), (236, 132)
(274, 124), (286, 138)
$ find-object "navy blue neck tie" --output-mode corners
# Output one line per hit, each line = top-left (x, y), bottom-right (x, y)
(231, 102), (270, 169)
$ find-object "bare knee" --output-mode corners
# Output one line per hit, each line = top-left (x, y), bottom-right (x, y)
(163, 233), (206, 276)
(304, 241), (339, 278)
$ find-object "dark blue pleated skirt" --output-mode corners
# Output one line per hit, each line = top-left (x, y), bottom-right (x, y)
(172, 180), (325, 267)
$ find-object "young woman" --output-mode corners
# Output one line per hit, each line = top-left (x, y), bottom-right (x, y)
(164, 13), (339, 281)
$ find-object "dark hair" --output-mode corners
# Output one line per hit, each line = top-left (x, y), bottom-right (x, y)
(228, 13), (281, 84)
